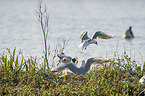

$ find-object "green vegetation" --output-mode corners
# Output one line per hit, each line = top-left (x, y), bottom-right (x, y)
(0, 1), (144, 95)
(0, 48), (144, 95)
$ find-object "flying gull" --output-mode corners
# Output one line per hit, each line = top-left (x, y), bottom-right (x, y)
(79, 31), (115, 50)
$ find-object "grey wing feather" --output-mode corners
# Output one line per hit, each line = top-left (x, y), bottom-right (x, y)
(80, 31), (90, 42)
(79, 40), (89, 50)
(84, 58), (109, 73)
(51, 63), (78, 74)
(57, 54), (72, 60)
(92, 31), (115, 39)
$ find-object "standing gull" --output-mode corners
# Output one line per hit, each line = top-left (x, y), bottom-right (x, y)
(79, 31), (115, 50)
(51, 57), (109, 76)
(122, 26), (134, 38)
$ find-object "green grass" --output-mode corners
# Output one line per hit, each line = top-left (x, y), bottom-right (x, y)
(0, 48), (145, 95)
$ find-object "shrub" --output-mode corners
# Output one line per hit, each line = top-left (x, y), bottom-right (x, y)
(0, 48), (144, 95)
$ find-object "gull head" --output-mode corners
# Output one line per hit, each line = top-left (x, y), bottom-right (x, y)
(61, 57), (71, 63)
(57, 53), (78, 64)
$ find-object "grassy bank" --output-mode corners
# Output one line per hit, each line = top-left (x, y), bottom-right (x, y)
(0, 48), (144, 95)
(0, 1), (144, 95)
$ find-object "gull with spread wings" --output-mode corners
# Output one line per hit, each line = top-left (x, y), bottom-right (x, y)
(79, 31), (115, 50)
(51, 57), (109, 76)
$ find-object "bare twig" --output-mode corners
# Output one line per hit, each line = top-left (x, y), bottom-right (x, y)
(57, 36), (69, 54)
(37, 0), (50, 69)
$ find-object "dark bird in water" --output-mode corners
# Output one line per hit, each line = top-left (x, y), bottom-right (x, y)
(122, 26), (135, 38)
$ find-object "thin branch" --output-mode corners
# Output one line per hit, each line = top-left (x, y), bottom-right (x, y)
(37, 0), (50, 69)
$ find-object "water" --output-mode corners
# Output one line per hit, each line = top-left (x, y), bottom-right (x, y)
(0, 0), (145, 67)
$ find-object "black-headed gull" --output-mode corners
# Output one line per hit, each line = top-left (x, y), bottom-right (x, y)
(79, 31), (115, 50)
(51, 57), (109, 76)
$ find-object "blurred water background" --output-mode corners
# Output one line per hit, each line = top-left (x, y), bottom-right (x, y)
(0, 0), (145, 67)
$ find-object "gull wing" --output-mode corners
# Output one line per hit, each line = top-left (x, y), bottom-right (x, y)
(79, 40), (89, 50)
(57, 53), (72, 60)
(84, 58), (109, 73)
(51, 63), (78, 74)
(92, 31), (115, 39)
(80, 31), (90, 42)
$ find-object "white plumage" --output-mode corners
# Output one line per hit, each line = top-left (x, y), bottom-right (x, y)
(57, 53), (77, 64)
(79, 31), (115, 50)
(139, 75), (145, 84)
(51, 57), (109, 76)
